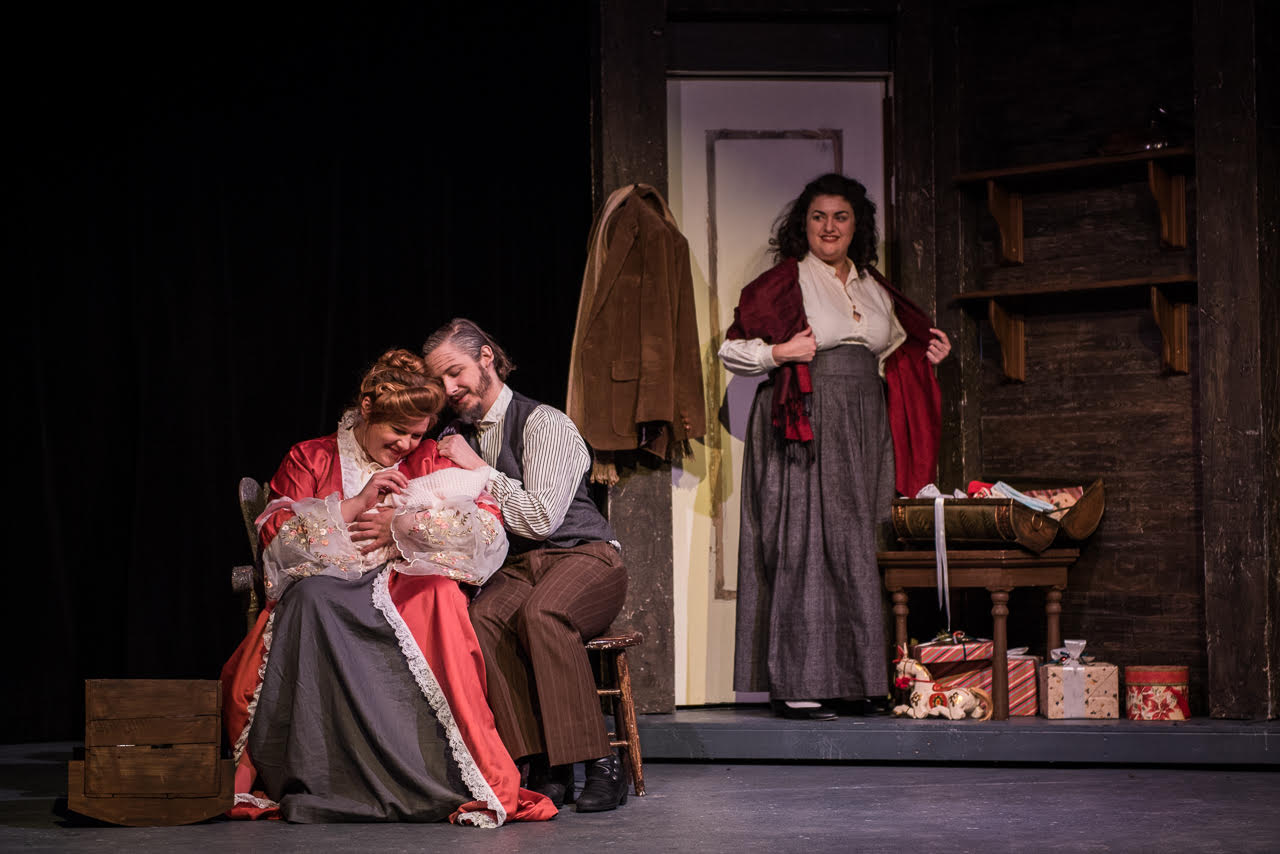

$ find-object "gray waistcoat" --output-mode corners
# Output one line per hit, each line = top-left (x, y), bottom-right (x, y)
(495, 390), (617, 554)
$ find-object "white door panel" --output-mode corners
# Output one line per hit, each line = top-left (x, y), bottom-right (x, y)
(668, 78), (887, 705)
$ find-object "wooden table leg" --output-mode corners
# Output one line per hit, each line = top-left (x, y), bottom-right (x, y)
(1045, 585), (1064, 654)
(988, 587), (1012, 721)
(891, 588), (909, 652)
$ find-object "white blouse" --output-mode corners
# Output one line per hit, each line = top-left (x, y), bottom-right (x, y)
(718, 253), (907, 377)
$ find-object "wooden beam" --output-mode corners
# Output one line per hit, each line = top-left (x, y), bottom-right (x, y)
(986, 179), (1024, 264)
(1148, 160), (1188, 248)
(1150, 286), (1190, 373)
(590, 0), (674, 714)
(1193, 0), (1278, 719)
(921, 0), (983, 488)
(987, 300), (1025, 382)
(955, 273), (1196, 301)
(954, 146), (1194, 184)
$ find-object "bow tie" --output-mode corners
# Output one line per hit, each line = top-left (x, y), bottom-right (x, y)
(475, 419), (498, 435)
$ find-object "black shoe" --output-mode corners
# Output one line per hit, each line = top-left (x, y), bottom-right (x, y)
(575, 753), (629, 813)
(832, 697), (892, 717)
(773, 700), (838, 720)
(527, 758), (574, 808)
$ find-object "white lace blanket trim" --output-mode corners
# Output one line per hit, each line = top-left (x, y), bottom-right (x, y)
(370, 567), (507, 827)
(232, 609), (276, 767)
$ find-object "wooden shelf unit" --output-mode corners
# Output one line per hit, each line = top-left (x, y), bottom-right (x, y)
(955, 147), (1194, 265)
(953, 274), (1196, 380)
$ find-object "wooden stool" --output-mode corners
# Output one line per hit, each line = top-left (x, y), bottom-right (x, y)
(586, 631), (646, 796)
(879, 548), (1079, 720)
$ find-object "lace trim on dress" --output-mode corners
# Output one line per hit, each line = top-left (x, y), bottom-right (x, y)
(455, 811), (499, 828)
(233, 609), (276, 767)
(338, 408), (386, 499)
(234, 792), (280, 810)
(370, 567), (507, 827)
(337, 408), (400, 568)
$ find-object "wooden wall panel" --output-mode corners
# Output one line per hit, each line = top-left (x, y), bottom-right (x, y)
(977, 185), (1196, 289)
(591, 0), (676, 714)
(919, 0), (1211, 712)
(959, 3), (1193, 169)
(1193, 0), (1278, 718)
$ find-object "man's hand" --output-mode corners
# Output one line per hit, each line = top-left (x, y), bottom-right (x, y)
(438, 434), (487, 471)
(350, 505), (395, 554)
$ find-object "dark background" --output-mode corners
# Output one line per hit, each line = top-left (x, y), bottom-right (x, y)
(9, 0), (1276, 738)
(10, 5), (594, 741)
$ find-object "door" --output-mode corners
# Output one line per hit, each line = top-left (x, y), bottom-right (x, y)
(667, 77), (889, 704)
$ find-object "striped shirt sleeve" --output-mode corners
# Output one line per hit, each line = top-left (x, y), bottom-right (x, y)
(485, 404), (590, 541)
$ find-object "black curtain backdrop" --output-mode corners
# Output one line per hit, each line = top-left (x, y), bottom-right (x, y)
(9, 6), (594, 741)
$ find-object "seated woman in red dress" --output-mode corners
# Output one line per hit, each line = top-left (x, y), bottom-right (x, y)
(220, 348), (556, 826)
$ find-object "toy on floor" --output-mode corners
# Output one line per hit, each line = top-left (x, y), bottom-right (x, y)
(891, 646), (993, 721)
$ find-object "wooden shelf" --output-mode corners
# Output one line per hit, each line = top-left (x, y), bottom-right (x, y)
(955, 147), (1194, 264)
(954, 146), (1194, 185)
(954, 275), (1196, 380)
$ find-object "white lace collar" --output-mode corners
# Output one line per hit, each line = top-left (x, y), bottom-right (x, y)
(336, 409), (399, 499)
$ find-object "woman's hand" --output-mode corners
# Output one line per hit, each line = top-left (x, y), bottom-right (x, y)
(771, 326), (817, 364)
(437, 434), (487, 471)
(341, 469), (408, 522)
(926, 328), (952, 365)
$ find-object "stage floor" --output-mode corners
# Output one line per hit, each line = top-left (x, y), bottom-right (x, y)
(637, 704), (1280, 765)
(2, 740), (1278, 853)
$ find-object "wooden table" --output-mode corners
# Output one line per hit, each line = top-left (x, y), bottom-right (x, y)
(878, 548), (1079, 720)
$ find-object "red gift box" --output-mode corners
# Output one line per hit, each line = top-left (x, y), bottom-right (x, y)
(1125, 665), (1190, 720)
(910, 639), (995, 665)
(929, 656), (1041, 716)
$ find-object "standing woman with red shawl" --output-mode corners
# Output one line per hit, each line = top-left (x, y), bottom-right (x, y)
(719, 173), (951, 721)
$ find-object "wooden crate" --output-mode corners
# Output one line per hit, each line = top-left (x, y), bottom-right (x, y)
(67, 679), (234, 826)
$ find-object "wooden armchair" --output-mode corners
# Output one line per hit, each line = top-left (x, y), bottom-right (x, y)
(230, 477), (268, 632)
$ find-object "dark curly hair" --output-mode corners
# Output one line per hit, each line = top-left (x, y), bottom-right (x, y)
(770, 173), (879, 273)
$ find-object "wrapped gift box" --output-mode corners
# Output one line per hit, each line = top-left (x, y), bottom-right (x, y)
(911, 638), (994, 665)
(930, 655), (1041, 716)
(1039, 662), (1120, 718)
(1125, 665), (1190, 720)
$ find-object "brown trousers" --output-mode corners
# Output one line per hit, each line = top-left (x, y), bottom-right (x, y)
(469, 540), (627, 767)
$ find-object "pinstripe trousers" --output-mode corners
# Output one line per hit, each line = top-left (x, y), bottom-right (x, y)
(469, 540), (627, 767)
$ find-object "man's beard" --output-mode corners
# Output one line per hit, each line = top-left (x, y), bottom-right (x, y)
(453, 369), (492, 424)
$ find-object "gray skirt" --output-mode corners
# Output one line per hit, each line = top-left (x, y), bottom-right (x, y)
(733, 344), (895, 700)
(248, 569), (471, 822)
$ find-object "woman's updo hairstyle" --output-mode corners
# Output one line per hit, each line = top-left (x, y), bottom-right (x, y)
(354, 348), (446, 427)
(770, 172), (880, 273)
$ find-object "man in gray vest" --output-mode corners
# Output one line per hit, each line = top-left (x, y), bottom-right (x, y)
(424, 318), (629, 813)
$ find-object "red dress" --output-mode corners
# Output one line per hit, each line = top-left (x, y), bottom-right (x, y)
(221, 430), (555, 826)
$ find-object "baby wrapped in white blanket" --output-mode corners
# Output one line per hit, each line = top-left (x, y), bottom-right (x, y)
(390, 466), (509, 586)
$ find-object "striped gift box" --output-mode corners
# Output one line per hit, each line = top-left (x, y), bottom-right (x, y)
(930, 655), (1042, 716)
(911, 639), (995, 664)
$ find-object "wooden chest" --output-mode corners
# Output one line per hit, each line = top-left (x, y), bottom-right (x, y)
(67, 679), (234, 826)
(890, 479), (1105, 554)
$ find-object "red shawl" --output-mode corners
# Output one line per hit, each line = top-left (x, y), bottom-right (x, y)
(724, 258), (942, 497)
